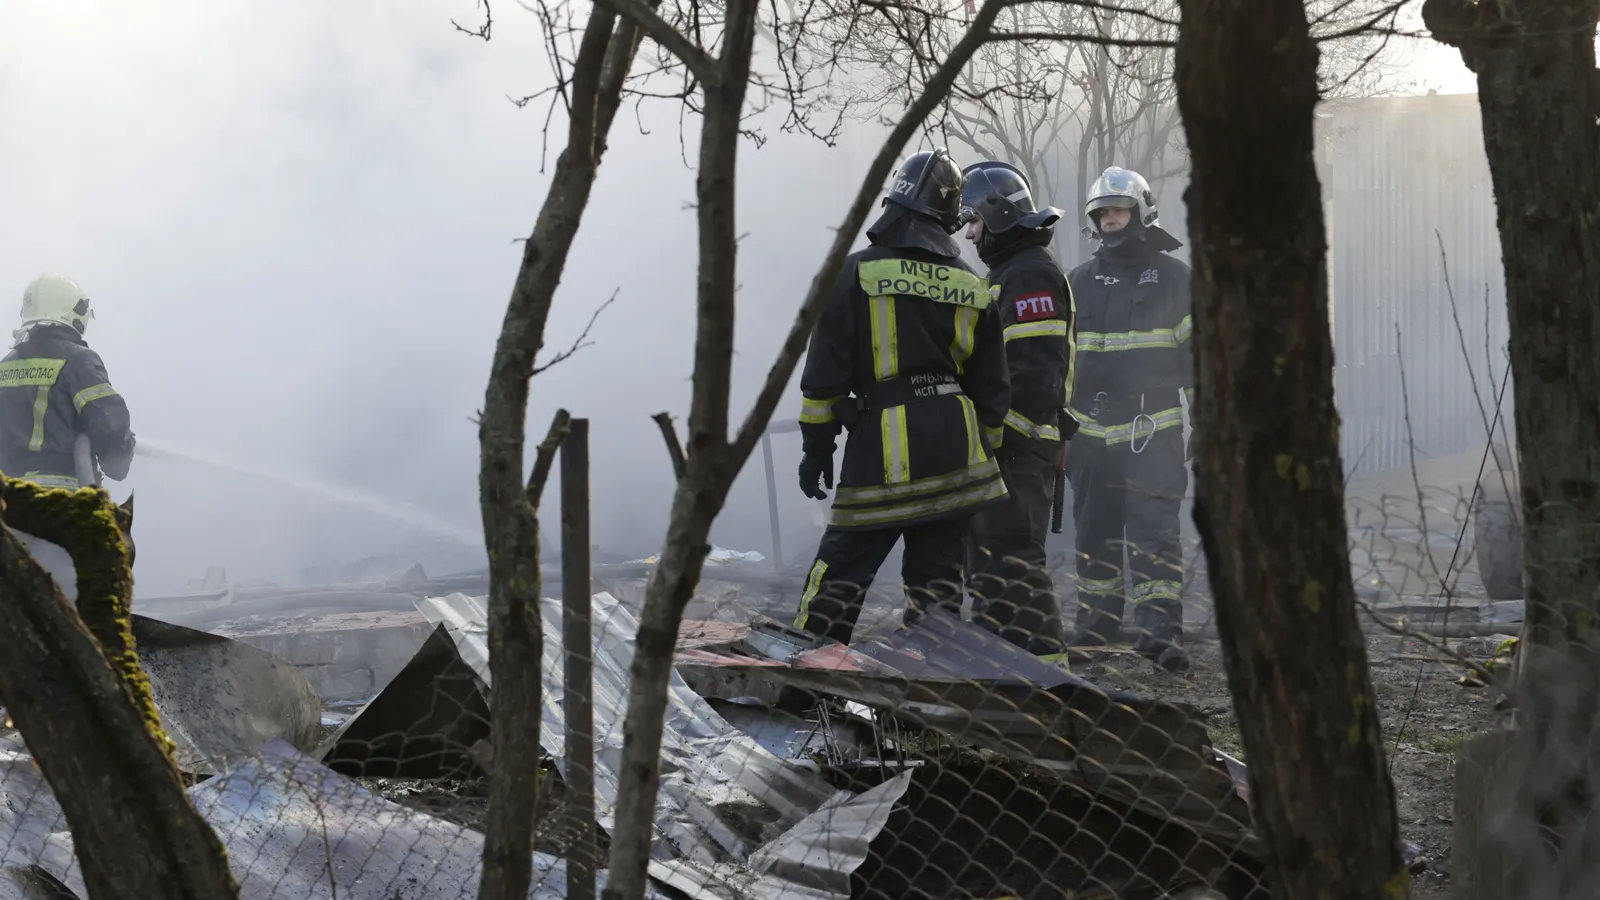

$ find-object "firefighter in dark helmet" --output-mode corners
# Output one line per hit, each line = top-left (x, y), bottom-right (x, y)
(790, 147), (1011, 649)
(1065, 166), (1193, 673)
(958, 160), (1076, 668)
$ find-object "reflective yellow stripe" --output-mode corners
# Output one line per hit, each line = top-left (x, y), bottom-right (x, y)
(1174, 314), (1193, 344)
(20, 472), (79, 491)
(830, 463), (1006, 528)
(1077, 576), (1122, 596)
(838, 458), (993, 506)
(29, 386), (49, 452)
(1068, 406), (1184, 445)
(983, 423), (1004, 449)
(950, 306), (979, 373)
(1064, 282), (1079, 405)
(1133, 579), (1183, 602)
(793, 559), (829, 630)
(958, 395), (986, 465)
(1003, 320), (1069, 343)
(1035, 652), (1072, 673)
(800, 394), (842, 425)
(73, 382), (117, 410)
(1003, 409), (1061, 441)
(1076, 328), (1184, 352)
(0, 358), (67, 454)
(880, 405), (910, 484)
(857, 259), (993, 309)
(869, 295), (899, 380)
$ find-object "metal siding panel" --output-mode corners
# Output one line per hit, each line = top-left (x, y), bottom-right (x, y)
(1319, 94), (1510, 480)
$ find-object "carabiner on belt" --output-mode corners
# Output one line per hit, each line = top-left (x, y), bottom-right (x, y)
(1129, 393), (1155, 455)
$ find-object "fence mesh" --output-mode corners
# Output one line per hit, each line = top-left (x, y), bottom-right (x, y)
(0, 456), (1531, 899)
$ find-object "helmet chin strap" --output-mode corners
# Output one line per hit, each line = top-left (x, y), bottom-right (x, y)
(1097, 216), (1145, 249)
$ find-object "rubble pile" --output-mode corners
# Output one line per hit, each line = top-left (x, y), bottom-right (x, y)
(0, 556), (1281, 899)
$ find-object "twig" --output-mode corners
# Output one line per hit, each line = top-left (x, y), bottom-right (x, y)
(453, 0), (494, 39)
(532, 291), (619, 377)
(1355, 596), (1502, 690)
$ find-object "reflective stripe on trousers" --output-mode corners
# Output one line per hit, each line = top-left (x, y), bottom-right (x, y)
(19, 472), (80, 491)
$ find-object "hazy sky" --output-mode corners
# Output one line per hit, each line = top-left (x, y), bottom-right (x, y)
(0, 0), (1484, 595)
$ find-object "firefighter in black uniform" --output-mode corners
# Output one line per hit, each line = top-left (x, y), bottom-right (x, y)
(1065, 167), (1193, 673)
(791, 147), (1011, 648)
(958, 161), (1077, 665)
(0, 273), (136, 595)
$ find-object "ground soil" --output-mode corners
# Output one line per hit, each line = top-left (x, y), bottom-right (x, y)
(1078, 634), (1501, 900)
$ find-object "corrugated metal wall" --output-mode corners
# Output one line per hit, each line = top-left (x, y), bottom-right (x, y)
(1046, 92), (1511, 480)
(1318, 93), (1511, 478)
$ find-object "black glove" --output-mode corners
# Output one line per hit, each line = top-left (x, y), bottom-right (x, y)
(798, 453), (834, 500)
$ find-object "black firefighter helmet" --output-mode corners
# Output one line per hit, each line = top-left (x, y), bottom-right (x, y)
(959, 161), (1063, 234)
(884, 147), (966, 234)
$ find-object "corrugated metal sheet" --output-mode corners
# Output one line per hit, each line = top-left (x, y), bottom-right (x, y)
(1318, 93), (1513, 479)
(1048, 93), (1514, 481)
(416, 592), (911, 900)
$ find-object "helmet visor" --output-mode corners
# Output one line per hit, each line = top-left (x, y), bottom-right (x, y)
(1089, 196), (1138, 213)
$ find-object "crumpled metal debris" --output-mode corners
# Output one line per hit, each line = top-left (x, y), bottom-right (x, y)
(131, 615), (323, 774)
(35, 738), (670, 900)
(0, 738), (65, 899)
(418, 591), (911, 894)
(628, 546), (767, 566)
(647, 770), (912, 900)
(684, 608), (1253, 848)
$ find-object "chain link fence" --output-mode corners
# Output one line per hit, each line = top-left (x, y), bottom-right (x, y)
(0, 428), (1536, 900)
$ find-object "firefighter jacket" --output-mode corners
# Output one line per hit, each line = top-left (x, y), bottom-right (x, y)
(797, 243), (1012, 531)
(0, 324), (134, 487)
(1065, 236), (1193, 447)
(983, 231), (1078, 461)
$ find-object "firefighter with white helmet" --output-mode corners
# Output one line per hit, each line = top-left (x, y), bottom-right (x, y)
(1065, 167), (1193, 673)
(0, 273), (136, 492)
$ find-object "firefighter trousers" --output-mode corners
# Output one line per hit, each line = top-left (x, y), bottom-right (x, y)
(792, 517), (967, 646)
(1065, 427), (1186, 649)
(967, 448), (1066, 655)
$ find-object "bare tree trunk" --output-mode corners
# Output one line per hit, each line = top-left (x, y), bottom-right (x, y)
(1422, 1), (1600, 890)
(475, 8), (647, 900)
(0, 483), (237, 900)
(599, 3), (759, 894)
(595, 4), (1011, 898)
(1176, 1), (1408, 898)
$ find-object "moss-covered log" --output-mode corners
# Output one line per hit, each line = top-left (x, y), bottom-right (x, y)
(0, 480), (237, 899)
(1, 481), (169, 756)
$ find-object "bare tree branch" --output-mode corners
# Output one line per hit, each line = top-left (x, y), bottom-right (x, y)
(453, 0), (494, 39)
(593, 0), (721, 86)
(527, 410), (573, 501)
(531, 290), (619, 376)
(732, 0), (1012, 459)
(650, 412), (688, 479)
(476, 5), (649, 899)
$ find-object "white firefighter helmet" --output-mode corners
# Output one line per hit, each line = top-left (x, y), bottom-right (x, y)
(1084, 166), (1159, 233)
(20, 272), (94, 335)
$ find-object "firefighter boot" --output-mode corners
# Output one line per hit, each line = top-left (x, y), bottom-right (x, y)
(1132, 597), (1189, 674)
(1069, 590), (1125, 647)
